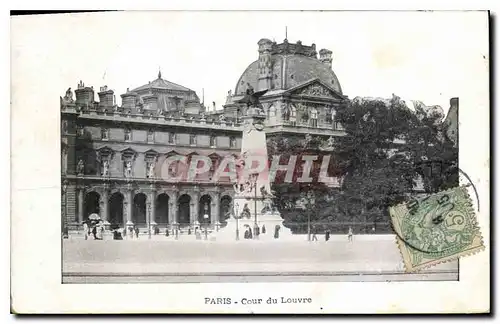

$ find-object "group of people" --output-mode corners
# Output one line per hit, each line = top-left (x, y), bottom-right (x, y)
(310, 226), (354, 242)
(243, 224), (265, 239)
(82, 220), (104, 240)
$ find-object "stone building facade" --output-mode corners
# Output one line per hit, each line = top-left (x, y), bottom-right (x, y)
(61, 37), (350, 232)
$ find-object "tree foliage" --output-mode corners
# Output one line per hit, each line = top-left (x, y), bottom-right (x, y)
(333, 97), (458, 231)
(266, 96), (458, 234)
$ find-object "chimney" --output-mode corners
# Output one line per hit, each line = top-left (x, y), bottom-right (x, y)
(257, 38), (274, 91)
(142, 94), (158, 112)
(212, 101), (216, 111)
(98, 85), (114, 107)
(319, 49), (333, 69)
(75, 80), (95, 106)
(121, 88), (137, 109)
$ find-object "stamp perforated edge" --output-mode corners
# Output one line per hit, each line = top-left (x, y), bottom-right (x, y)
(390, 186), (485, 273)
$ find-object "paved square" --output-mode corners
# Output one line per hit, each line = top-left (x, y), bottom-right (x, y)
(63, 235), (458, 283)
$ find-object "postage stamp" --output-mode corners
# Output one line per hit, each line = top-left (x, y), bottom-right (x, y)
(390, 186), (484, 272)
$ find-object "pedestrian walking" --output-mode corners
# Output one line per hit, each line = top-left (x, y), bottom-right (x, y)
(325, 230), (330, 242)
(92, 226), (98, 240)
(83, 222), (89, 240)
(348, 227), (353, 242)
(311, 226), (318, 241)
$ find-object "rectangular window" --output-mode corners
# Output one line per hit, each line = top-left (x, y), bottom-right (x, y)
(210, 135), (217, 147)
(147, 129), (154, 143)
(168, 133), (176, 144)
(189, 134), (197, 146)
(124, 128), (132, 141)
(229, 136), (236, 148)
(101, 128), (109, 140)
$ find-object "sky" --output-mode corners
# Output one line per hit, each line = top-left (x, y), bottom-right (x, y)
(11, 11), (489, 115)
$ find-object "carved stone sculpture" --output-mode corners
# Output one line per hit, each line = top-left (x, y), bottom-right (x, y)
(125, 161), (132, 178)
(101, 160), (109, 176)
(77, 159), (84, 175)
(148, 162), (155, 179)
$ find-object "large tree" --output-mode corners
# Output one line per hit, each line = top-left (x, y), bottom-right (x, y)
(332, 96), (458, 232)
(267, 134), (336, 234)
(267, 96), (458, 234)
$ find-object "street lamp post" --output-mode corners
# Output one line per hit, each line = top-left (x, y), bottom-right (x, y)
(147, 202), (151, 240)
(306, 190), (313, 242)
(233, 202), (241, 241)
(203, 203), (209, 240)
(253, 178), (258, 239)
(246, 173), (259, 239)
(62, 182), (68, 239)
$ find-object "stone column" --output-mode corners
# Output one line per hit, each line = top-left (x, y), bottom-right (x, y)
(101, 185), (109, 224)
(77, 188), (84, 224)
(126, 185), (133, 226)
(150, 184), (157, 225)
(62, 182), (68, 237)
(191, 188), (200, 228)
(170, 189), (178, 228)
(213, 190), (221, 231)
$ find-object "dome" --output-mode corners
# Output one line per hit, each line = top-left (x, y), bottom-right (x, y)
(234, 40), (342, 96)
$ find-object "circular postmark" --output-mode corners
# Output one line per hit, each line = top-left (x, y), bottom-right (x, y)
(399, 188), (477, 256)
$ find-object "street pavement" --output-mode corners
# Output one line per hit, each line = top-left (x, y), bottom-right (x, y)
(63, 235), (459, 283)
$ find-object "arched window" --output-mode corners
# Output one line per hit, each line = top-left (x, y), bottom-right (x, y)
(289, 105), (297, 126)
(310, 108), (318, 128)
(269, 105), (276, 117)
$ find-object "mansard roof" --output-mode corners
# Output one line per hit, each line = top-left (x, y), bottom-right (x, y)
(131, 71), (193, 93)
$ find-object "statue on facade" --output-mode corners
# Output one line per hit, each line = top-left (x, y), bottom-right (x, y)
(64, 88), (74, 102)
(148, 162), (155, 179)
(101, 160), (109, 177)
(77, 159), (84, 175)
(125, 161), (132, 178)
(60, 88), (74, 107)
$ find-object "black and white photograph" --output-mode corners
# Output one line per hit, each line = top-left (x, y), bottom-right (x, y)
(10, 10), (490, 314)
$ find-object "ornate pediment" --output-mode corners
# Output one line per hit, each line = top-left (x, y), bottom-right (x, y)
(96, 146), (114, 158)
(289, 79), (344, 99)
(121, 147), (137, 160)
(144, 149), (159, 157)
(297, 83), (334, 97)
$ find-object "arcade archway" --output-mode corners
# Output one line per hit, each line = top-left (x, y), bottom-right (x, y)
(155, 193), (169, 225)
(84, 191), (100, 221)
(178, 194), (191, 225)
(133, 193), (147, 226)
(109, 192), (124, 227)
(198, 194), (212, 224)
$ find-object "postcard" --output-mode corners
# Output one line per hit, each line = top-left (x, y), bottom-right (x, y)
(10, 10), (490, 314)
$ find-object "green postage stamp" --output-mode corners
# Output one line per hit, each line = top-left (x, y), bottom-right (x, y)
(390, 186), (484, 272)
